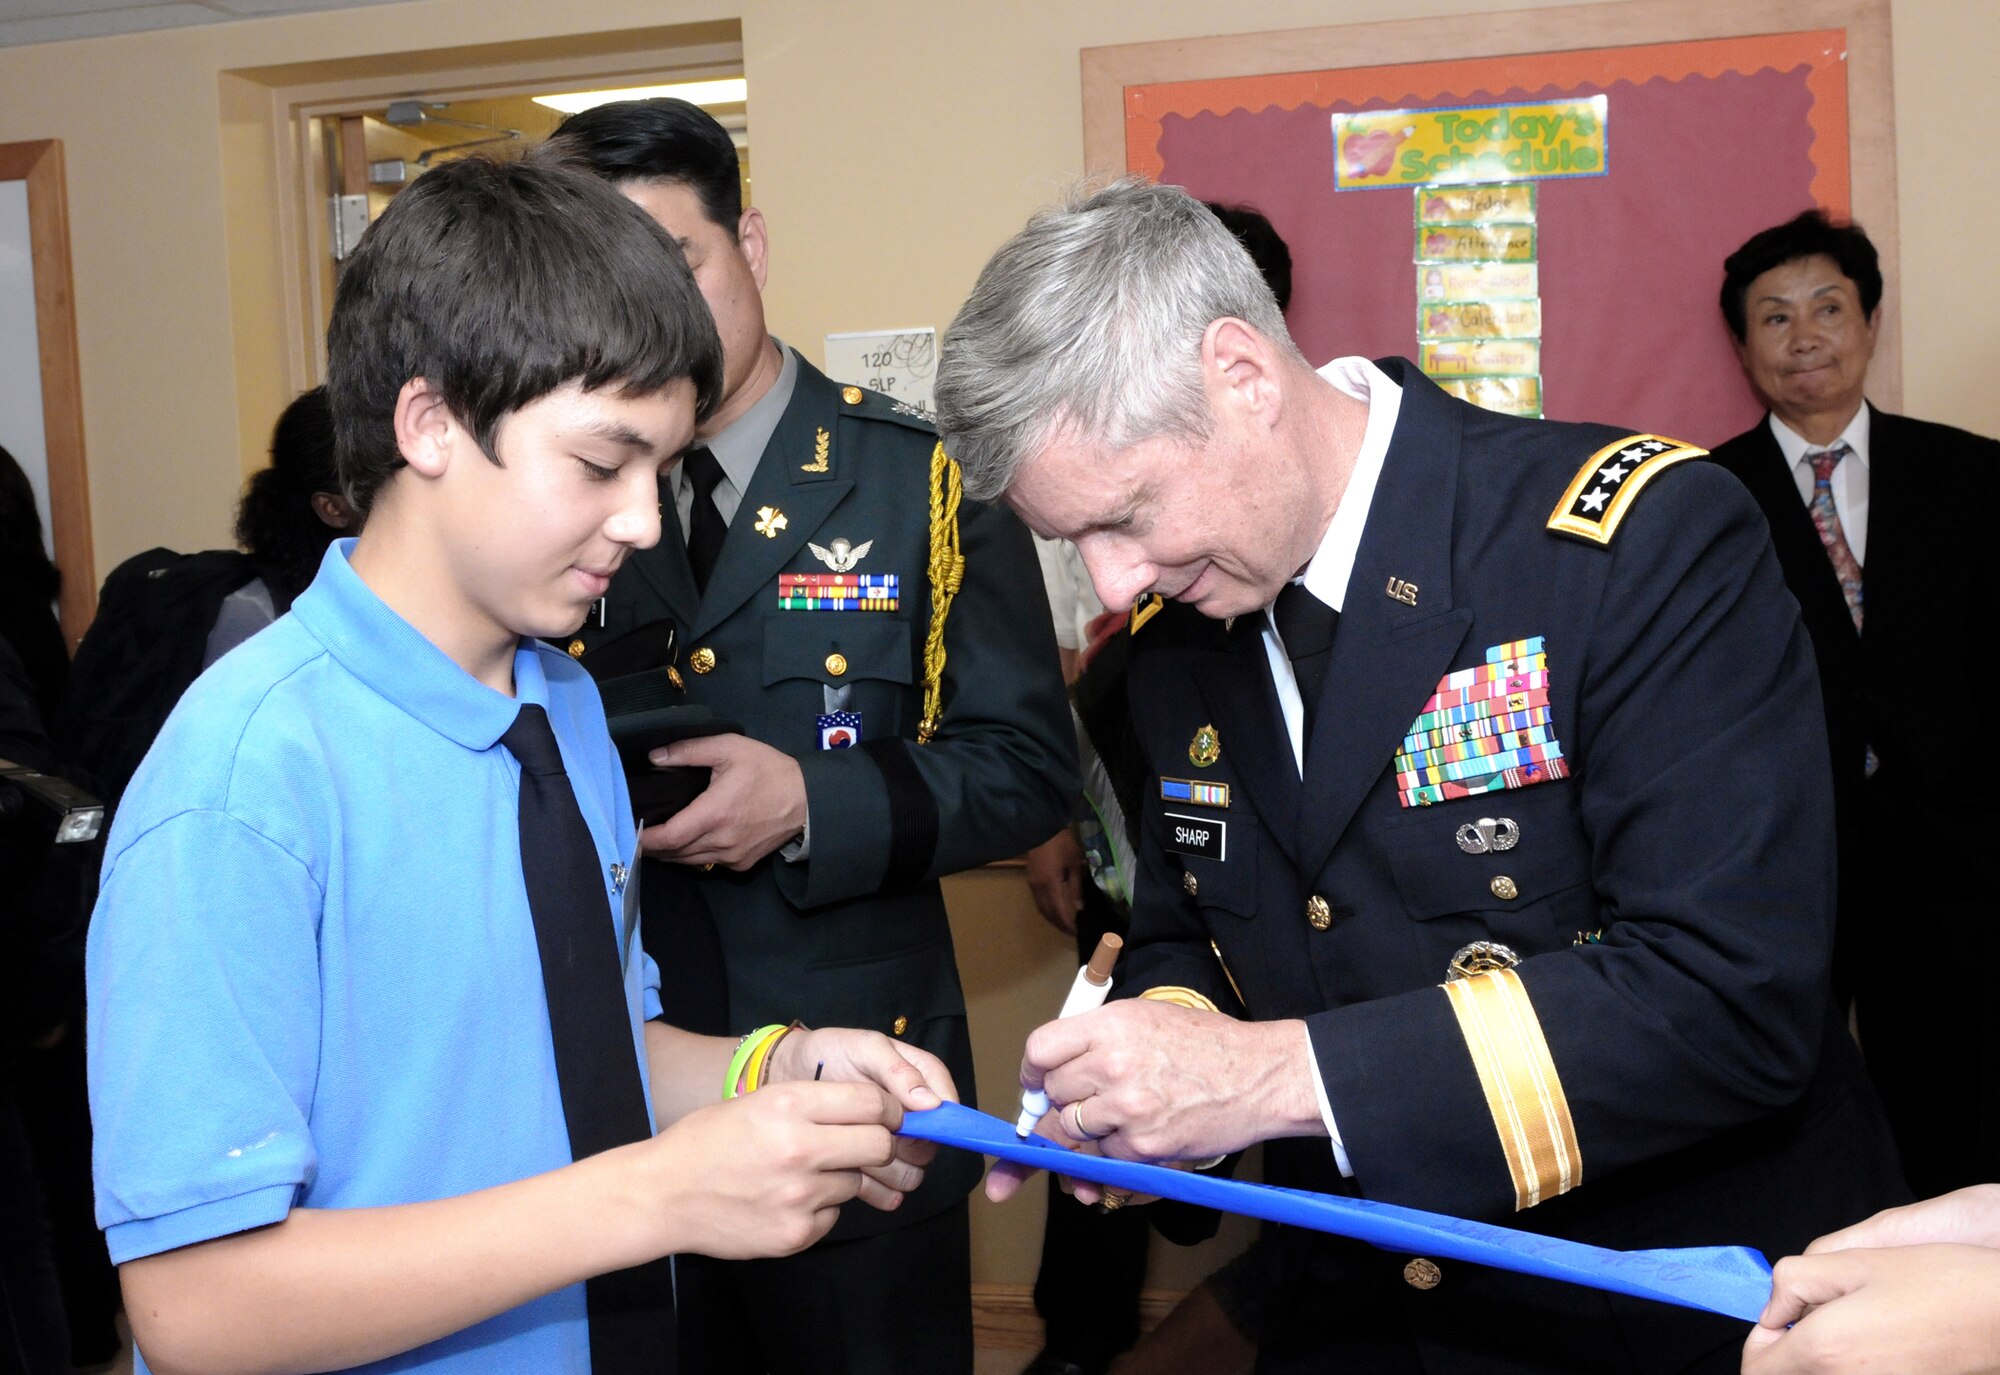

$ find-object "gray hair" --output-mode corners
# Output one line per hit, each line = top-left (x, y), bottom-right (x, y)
(936, 177), (1302, 501)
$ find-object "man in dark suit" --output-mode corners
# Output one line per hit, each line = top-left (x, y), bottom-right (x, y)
(539, 101), (1076, 1374)
(937, 180), (1907, 1374)
(1710, 210), (2000, 1200)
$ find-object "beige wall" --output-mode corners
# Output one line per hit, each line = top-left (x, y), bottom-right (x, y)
(1, 0), (1992, 574)
(3, 0), (1993, 1295)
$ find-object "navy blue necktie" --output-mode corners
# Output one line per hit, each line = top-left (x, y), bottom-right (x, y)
(502, 704), (674, 1371)
(1273, 581), (1338, 744)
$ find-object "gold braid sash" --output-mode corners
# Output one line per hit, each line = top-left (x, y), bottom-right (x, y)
(918, 442), (963, 743)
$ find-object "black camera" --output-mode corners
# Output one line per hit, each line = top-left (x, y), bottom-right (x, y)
(0, 757), (103, 846)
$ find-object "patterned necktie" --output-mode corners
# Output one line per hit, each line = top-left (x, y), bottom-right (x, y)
(1806, 443), (1864, 633)
(501, 704), (674, 1371)
(682, 446), (729, 594)
(1273, 581), (1339, 746)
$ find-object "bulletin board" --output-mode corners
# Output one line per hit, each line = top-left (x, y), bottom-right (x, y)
(0, 138), (93, 644)
(1081, 0), (1898, 449)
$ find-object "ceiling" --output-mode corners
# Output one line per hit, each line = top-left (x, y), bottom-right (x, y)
(0, 0), (408, 48)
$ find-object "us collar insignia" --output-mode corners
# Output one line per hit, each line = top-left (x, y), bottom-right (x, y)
(754, 505), (788, 539)
(1188, 723), (1221, 768)
(808, 537), (873, 572)
(802, 426), (830, 473)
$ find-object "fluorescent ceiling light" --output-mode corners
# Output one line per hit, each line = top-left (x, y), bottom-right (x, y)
(534, 79), (747, 115)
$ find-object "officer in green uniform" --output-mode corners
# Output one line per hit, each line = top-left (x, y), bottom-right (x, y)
(538, 102), (1075, 1375)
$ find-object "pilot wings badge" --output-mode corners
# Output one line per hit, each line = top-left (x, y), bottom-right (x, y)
(809, 537), (874, 572)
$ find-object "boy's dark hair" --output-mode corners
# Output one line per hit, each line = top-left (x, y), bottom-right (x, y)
(1205, 202), (1294, 314)
(326, 155), (725, 513)
(234, 387), (344, 599)
(1720, 209), (1883, 342)
(536, 98), (743, 234)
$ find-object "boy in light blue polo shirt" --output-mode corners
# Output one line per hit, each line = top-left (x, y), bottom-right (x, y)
(87, 157), (953, 1375)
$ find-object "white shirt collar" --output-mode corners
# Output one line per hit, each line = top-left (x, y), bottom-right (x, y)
(1768, 404), (1871, 474)
(1296, 356), (1402, 613)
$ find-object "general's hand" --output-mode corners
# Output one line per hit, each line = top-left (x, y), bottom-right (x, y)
(984, 1001), (1319, 1202)
(639, 734), (807, 870)
(767, 1026), (958, 1212)
(1741, 1243), (2000, 1374)
(1024, 827), (1087, 936)
(648, 1081), (901, 1259)
(1805, 1185), (2000, 1254)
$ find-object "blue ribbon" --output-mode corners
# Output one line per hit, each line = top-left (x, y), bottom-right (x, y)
(898, 1101), (1772, 1323)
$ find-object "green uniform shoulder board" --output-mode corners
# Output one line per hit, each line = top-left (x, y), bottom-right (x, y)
(837, 382), (936, 435)
(1546, 433), (1707, 546)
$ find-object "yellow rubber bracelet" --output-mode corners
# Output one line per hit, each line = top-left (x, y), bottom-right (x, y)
(742, 1023), (795, 1095)
(724, 1024), (787, 1101)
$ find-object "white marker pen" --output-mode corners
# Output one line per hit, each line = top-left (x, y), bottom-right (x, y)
(1015, 931), (1123, 1136)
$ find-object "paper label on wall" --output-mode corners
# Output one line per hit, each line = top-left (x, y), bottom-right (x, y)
(1420, 262), (1539, 302)
(1436, 375), (1543, 416)
(823, 328), (937, 419)
(1419, 339), (1542, 378)
(1333, 96), (1608, 191)
(1417, 184), (1538, 225)
(1415, 224), (1537, 263)
(1419, 299), (1544, 340)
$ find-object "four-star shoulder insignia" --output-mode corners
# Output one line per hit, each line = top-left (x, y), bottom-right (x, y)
(1546, 434), (1707, 546)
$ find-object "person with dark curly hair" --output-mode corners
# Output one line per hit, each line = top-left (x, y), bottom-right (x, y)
(207, 386), (356, 666)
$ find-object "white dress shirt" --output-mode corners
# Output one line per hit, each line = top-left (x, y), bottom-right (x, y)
(1769, 407), (1871, 563)
(1255, 356), (1403, 1177)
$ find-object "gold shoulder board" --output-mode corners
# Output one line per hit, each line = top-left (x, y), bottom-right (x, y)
(1129, 593), (1164, 634)
(1546, 434), (1707, 546)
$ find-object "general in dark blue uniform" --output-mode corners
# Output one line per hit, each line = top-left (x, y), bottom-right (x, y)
(937, 180), (1907, 1375)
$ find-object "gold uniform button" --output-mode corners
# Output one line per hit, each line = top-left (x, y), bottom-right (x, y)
(666, 665), (686, 690)
(842, 385), (863, 404)
(891, 1015), (909, 1036)
(690, 647), (716, 674)
(825, 652), (848, 677)
(1403, 1257), (1442, 1290)
(566, 639), (586, 659)
(1182, 871), (1199, 897)
(1306, 895), (1332, 931)
(1490, 875), (1519, 901)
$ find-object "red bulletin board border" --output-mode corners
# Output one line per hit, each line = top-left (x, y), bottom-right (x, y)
(1082, 0), (1898, 413)
(1124, 30), (1850, 219)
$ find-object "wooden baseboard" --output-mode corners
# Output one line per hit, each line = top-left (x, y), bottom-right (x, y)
(971, 1284), (1188, 1351)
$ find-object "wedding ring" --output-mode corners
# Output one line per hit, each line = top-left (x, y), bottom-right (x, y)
(1068, 1100), (1103, 1141)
